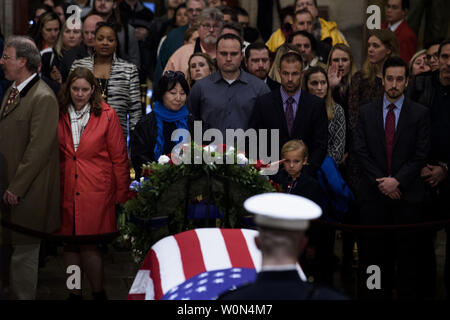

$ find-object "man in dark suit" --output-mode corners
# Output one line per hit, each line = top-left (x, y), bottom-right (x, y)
(244, 42), (280, 91)
(0, 36), (60, 299)
(354, 57), (430, 300)
(249, 51), (328, 177)
(219, 193), (347, 300)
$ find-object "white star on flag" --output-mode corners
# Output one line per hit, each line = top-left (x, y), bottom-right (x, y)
(198, 273), (208, 278)
(181, 298), (190, 300)
(169, 293), (178, 300)
(184, 282), (193, 289)
(214, 272), (225, 277)
(231, 268), (242, 272)
(213, 278), (224, 284)
(230, 274), (241, 279)
(196, 286), (207, 293)
(168, 286), (178, 294)
(198, 279), (208, 285)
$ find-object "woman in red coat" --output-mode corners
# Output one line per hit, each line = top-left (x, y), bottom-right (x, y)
(57, 67), (130, 300)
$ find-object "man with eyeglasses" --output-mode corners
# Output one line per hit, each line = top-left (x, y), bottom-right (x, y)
(0, 36), (60, 300)
(408, 39), (450, 299)
(164, 8), (223, 76)
(294, 0), (347, 47)
(424, 40), (442, 72)
(154, 0), (206, 84)
(381, 0), (417, 63)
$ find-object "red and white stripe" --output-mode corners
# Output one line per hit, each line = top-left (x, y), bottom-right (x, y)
(127, 228), (306, 300)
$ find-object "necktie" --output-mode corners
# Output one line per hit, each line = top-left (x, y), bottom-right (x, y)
(385, 103), (396, 175)
(285, 97), (295, 135)
(2, 88), (19, 117)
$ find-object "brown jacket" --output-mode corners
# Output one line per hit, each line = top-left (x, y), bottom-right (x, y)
(0, 75), (60, 244)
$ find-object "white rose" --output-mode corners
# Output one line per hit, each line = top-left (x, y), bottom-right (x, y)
(158, 155), (171, 164)
(237, 153), (249, 164)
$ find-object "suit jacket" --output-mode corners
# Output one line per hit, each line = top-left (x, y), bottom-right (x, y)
(218, 270), (347, 300)
(382, 20), (417, 63)
(0, 75), (60, 244)
(249, 88), (328, 176)
(353, 98), (430, 202)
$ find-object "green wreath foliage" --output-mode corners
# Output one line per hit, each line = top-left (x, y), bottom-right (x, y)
(118, 144), (276, 263)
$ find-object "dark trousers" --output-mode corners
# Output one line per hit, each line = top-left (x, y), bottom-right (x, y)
(358, 196), (422, 300)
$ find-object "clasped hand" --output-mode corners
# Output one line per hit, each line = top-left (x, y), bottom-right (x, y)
(376, 177), (401, 200)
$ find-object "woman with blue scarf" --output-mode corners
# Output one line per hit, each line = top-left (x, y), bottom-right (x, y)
(131, 71), (194, 178)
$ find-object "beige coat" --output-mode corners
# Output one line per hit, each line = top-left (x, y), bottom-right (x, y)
(0, 76), (60, 244)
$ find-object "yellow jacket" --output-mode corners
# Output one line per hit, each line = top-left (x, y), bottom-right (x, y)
(266, 18), (348, 53)
(319, 18), (348, 46)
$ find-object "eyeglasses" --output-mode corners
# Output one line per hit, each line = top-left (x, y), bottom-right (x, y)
(426, 53), (438, 61)
(201, 23), (220, 30)
(164, 70), (186, 79)
(1, 54), (14, 61)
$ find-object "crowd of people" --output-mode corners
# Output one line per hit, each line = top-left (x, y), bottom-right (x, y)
(0, 0), (449, 301)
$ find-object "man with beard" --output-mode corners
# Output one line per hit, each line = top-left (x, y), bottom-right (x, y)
(164, 8), (223, 75)
(354, 57), (430, 300)
(245, 42), (280, 91)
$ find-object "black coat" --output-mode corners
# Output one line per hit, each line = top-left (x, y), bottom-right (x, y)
(353, 98), (430, 202)
(266, 76), (280, 91)
(218, 270), (347, 300)
(249, 89), (328, 177)
(130, 111), (196, 178)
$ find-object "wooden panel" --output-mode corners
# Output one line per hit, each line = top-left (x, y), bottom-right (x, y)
(13, 0), (30, 35)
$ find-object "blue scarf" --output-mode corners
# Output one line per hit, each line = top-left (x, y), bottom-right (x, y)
(153, 101), (189, 160)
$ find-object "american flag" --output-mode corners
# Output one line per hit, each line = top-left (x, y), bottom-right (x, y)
(127, 228), (307, 300)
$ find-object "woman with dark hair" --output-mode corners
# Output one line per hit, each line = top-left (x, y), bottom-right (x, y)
(131, 71), (195, 178)
(57, 67), (130, 300)
(89, 0), (140, 67)
(71, 22), (142, 140)
(156, 3), (189, 58)
(31, 11), (62, 51)
(303, 66), (346, 164)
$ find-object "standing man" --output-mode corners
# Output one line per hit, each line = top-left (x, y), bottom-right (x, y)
(354, 57), (430, 300)
(154, 0), (207, 83)
(408, 39), (450, 298)
(0, 36), (60, 300)
(288, 31), (327, 69)
(249, 51), (328, 177)
(382, 0), (417, 63)
(219, 193), (347, 300)
(164, 8), (223, 74)
(188, 33), (269, 135)
(245, 42), (280, 91)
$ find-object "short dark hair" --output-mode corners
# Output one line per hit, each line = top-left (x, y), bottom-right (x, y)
(280, 51), (303, 66)
(382, 56), (409, 79)
(219, 6), (238, 22)
(235, 6), (249, 17)
(424, 38), (445, 50)
(220, 21), (244, 39)
(288, 30), (317, 53)
(438, 39), (450, 57)
(397, 0), (409, 11)
(216, 33), (243, 50)
(153, 72), (190, 103)
(245, 42), (270, 61)
(280, 5), (295, 23)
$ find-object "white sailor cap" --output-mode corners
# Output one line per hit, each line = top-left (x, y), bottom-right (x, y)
(244, 193), (322, 231)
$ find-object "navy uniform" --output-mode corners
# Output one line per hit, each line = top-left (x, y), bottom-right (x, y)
(218, 193), (348, 300)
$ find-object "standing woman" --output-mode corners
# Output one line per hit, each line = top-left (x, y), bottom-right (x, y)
(41, 21), (83, 91)
(31, 12), (61, 51)
(131, 71), (195, 178)
(57, 67), (130, 300)
(71, 22), (142, 140)
(303, 66), (346, 165)
(186, 52), (215, 87)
